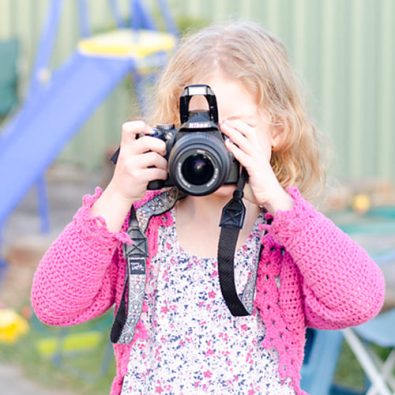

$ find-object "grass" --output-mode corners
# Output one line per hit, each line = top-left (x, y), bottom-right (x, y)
(334, 342), (366, 390)
(0, 312), (115, 395)
(335, 341), (394, 391)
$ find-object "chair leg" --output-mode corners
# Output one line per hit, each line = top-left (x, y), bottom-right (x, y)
(367, 350), (395, 395)
(0, 255), (7, 282)
(37, 175), (50, 233)
(343, 328), (393, 395)
(383, 351), (395, 390)
(0, 233), (8, 282)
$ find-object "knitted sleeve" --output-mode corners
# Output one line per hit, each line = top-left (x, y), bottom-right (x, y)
(267, 187), (385, 329)
(31, 187), (131, 326)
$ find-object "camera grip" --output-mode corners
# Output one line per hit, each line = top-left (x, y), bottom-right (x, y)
(110, 147), (120, 164)
(147, 180), (164, 190)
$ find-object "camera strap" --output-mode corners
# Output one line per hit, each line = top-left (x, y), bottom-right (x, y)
(218, 168), (258, 316)
(111, 189), (183, 344)
(111, 171), (262, 343)
(110, 207), (147, 344)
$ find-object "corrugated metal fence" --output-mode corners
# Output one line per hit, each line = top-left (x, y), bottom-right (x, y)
(0, 0), (394, 185)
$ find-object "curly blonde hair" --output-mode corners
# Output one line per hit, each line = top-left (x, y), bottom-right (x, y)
(147, 21), (325, 199)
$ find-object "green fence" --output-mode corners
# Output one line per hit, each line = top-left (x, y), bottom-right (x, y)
(0, 0), (394, 185)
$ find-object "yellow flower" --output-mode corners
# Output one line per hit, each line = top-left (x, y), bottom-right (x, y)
(0, 308), (29, 344)
(352, 193), (371, 214)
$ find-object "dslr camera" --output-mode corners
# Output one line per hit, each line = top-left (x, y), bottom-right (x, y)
(148, 84), (240, 196)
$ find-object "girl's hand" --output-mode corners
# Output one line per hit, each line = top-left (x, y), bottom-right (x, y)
(91, 121), (168, 231)
(221, 119), (293, 213)
(108, 121), (168, 203)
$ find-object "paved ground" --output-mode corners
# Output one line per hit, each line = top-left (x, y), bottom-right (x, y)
(0, 363), (74, 395)
(1, 165), (102, 395)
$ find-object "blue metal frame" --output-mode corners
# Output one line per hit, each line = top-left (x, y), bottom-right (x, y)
(77, 0), (92, 37)
(157, 0), (178, 35)
(108, 0), (127, 28)
(130, 0), (156, 30)
(0, 0), (177, 257)
(301, 329), (345, 395)
(27, 0), (64, 100)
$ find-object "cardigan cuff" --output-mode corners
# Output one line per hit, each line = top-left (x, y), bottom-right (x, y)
(263, 187), (318, 247)
(72, 187), (131, 246)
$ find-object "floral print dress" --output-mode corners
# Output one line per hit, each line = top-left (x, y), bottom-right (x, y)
(121, 209), (295, 395)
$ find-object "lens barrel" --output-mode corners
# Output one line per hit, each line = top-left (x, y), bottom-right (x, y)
(168, 133), (231, 196)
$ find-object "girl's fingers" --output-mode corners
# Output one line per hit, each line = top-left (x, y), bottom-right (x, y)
(221, 121), (255, 154)
(121, 121), (153, 144)
(120, 166), (167, 186)
(138, 167), (168, 183)
(126, 151), (168, 172)
(221, 119), (256, 140)
(223, 119), (255, 136)
(225, 138), (250, 166)
(128, 135), (167, 156)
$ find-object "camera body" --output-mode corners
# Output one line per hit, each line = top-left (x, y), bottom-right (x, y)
(148, 84), (239, 196)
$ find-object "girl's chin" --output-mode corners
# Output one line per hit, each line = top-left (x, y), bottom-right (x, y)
(210, 184), (237, 198)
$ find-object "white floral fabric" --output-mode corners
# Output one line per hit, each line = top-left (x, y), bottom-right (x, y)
(121, 209), (294, 395)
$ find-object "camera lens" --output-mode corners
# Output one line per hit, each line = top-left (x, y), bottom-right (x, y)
(168, 133), (232, 196)
(181, 154), (214, 186)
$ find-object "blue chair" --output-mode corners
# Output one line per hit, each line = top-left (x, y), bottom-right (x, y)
(301, 328), (344, 395)
(335, 209), (395, 394)
(343, 309), (395, 395)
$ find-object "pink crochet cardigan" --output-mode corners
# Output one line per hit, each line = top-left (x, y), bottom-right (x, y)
(31, 187), (385, 395)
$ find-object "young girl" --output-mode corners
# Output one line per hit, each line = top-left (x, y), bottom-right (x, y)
(31, 22), (385, 395)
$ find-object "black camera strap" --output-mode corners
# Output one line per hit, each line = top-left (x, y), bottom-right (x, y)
(218, 168), (255, 316)
(111, 170), (260, 344)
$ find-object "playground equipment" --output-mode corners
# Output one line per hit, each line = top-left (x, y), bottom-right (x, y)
(0, 0), (177, 263)
(0, 37), (19, 118)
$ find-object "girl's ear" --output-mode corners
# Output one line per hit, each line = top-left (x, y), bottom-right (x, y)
(270, 123), (286, 152)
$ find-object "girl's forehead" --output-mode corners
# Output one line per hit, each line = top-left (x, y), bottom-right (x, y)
(188, 74), (257, 102)
(187, 77), (260, 119)
(188, 97), (260, 124)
